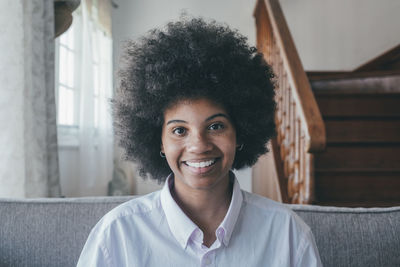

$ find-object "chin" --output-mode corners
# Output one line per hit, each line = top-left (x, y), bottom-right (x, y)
(182, 172), (229, 190)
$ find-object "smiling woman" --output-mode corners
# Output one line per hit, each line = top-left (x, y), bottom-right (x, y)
(77, 17), (323, 266)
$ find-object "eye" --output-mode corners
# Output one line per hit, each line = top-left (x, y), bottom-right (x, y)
(208, 123), (224, 131)
(172, 127), (186, 136)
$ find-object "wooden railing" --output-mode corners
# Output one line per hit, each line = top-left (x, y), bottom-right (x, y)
(253, 0), (326, 204)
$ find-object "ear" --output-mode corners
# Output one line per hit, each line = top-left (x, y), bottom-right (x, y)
(160, 143), (164, 153)
(236, 143), (244, 151)
(236, 138), (242, 148)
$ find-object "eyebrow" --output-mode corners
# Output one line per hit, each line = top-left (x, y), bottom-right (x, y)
(206, 113), (230, 121)
(166, 113), (230, 125)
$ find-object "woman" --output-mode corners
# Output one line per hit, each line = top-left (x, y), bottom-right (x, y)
(77, 18), (322, 266)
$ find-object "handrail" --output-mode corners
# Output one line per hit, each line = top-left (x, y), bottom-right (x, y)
(253, 0), (326, 204)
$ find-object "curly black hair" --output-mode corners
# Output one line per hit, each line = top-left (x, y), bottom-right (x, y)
(113, 17), (276, 182)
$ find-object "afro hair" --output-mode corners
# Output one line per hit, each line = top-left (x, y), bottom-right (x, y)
(113, 17), (276, 182)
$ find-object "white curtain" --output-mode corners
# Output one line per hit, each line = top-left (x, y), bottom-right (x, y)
(75, 0), (114, 196)
(0, 0), (60, 197)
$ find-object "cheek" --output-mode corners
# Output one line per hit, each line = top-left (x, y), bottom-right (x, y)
(164, 144), (178, 159)
(162, 138), (183, 162)
(226, 145), (237, 161)
(163, 147), (179, 171)
(219, 133), (237, 160)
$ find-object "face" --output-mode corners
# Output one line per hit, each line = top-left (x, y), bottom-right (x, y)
(161, 98), (237, 192)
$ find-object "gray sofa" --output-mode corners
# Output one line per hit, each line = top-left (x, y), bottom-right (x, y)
(0, 197), (399, 267)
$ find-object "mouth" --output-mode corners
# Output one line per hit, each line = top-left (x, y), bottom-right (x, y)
(183, 158), (219, 173)
(184, 158), (217, 167)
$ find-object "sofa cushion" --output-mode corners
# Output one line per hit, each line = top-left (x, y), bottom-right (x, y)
(0, 197), (133, 267)
(290, 204), (400, 267)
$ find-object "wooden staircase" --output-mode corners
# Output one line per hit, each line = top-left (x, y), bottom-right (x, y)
(253, 0), (400, 207)
(309, 73), (400, 207)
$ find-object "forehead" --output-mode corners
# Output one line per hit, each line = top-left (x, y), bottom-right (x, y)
(163, 98), (228, 120)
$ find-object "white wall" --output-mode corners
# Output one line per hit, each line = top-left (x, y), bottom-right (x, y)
(280, 0), (400, 71)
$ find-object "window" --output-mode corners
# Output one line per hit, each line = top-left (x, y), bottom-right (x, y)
(56, 24), (78, 127)
(55, 2), (114, 196)
(55, 7), (113, 148)
(55, 15), (81, 147)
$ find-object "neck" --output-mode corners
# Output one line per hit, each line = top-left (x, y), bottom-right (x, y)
(171, 174), (233, 243)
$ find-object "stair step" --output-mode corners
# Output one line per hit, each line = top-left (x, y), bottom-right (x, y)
(315, 144), (400, 169)
(315, 93), (400, 117)
(315, 171), (400, 203)
(325, 119), (400, 143)
(309, 75), (400, 207)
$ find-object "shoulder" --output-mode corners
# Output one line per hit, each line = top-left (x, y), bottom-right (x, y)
(242, 190), (292, 215)
(92, 190), (162, 234)
(240, 191), (322, 266)
(241, 190), (311, 233)
(77, 191), (164, 266)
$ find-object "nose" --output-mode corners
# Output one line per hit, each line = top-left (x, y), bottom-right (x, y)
(186, 131), (213, 154)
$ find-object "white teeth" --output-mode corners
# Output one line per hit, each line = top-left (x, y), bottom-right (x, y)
(186, 159), (216, 168)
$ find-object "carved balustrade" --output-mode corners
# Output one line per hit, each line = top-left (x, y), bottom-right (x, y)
(254, 0), (326, 204)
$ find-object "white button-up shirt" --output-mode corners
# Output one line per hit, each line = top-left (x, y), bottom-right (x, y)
(77, 173), (322, 267)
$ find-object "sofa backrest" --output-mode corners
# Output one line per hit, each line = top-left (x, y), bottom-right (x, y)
(0, 197), (131, 267)
(290, 204), (400, 267)
(0, 197), (399, 267)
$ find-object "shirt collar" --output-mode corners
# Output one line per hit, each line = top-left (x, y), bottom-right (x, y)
(160, 173), (198, 249)
(217, 171), (243, 246)
(160, 172), (243, 249)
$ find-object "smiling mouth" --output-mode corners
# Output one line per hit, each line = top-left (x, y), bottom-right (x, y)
(183, 158), (218, 168)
